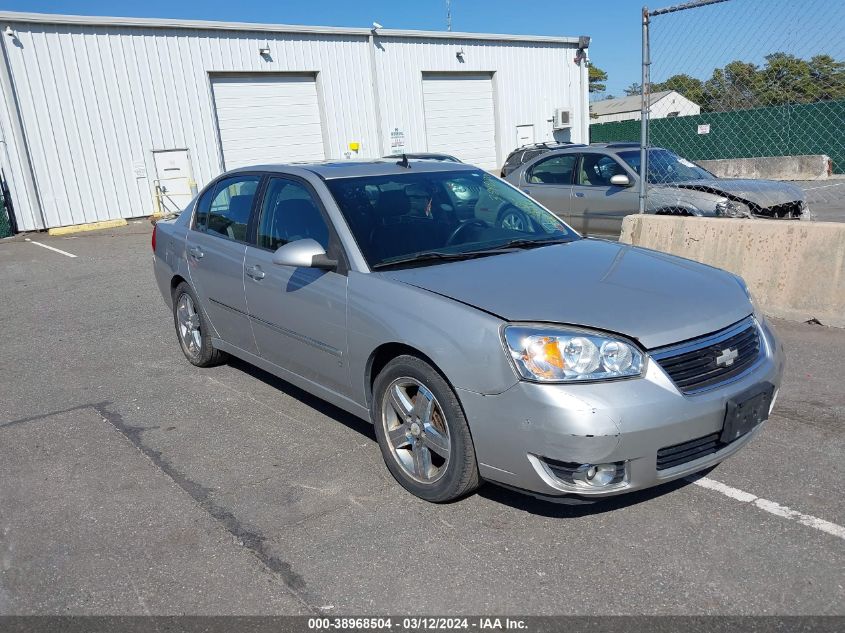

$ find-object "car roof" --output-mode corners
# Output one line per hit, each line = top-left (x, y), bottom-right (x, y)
(227, 159), (478, 180)
(532, 143), (648, 157)
(382, 152), (459, 160)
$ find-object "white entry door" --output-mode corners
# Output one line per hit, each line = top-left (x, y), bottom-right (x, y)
(153, 149), (194, 214)
(211, 75), (326, 170)
(422, 73), (497, 170)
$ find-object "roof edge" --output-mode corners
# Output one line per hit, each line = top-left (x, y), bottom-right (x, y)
(0, 11), (581, 45)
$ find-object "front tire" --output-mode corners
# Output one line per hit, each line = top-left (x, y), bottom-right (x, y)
(372, 355), (480, 502)
(172, 281), (226, 367)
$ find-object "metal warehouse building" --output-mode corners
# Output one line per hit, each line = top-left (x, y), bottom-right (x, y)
(0, 11), (590, 232)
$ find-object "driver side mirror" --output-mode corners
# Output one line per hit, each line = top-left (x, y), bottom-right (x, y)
(272, 238), (337, 270)
(610, 174), (632, 187)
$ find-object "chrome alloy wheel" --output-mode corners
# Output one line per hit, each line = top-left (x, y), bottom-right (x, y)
(381, 377), (451, 484)
(500, 210), (526, 231)
(176, 293), (202, 356)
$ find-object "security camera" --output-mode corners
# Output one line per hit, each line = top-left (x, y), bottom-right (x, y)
(4, 26), (15, 37)
(372, 22), (383, 30)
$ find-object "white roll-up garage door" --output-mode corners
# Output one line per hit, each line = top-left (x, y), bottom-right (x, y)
(211, 75), (325, 170)
(422, 73), (497, 170)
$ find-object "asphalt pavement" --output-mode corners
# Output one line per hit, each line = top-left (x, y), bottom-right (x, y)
(0, 224), (843, 615)
(795, 179), (845, 223)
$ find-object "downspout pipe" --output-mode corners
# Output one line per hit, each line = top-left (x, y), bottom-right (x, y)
(367, 31), (386, 156)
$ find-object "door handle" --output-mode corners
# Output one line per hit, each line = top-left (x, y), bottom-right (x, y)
(188, 246), (204, 259)
(575, 192), (585, 198)
(246, 265), (265, 281)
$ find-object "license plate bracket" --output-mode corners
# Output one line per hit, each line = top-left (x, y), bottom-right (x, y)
(721, 382), (774, 443)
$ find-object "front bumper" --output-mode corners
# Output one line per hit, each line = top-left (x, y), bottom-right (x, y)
(458, 317), (785, 498)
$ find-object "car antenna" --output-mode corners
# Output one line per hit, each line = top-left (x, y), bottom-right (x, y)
(396, 153), (410, 168)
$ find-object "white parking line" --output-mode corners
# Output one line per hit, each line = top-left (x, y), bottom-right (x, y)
(802, 182), (845, 191)
(24, 238), (78, 258)
(688, 475), (845, 541)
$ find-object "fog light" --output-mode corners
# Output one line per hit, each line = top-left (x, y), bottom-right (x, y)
(576, 462), (619, 487)
(542, 457), (626, 489)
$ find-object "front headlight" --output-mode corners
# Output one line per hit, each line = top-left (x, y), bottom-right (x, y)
(503, 325), (644, 383)
(715, 199), (752, 218)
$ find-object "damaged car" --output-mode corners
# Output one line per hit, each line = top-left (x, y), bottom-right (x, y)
(504, 143), (811, 236)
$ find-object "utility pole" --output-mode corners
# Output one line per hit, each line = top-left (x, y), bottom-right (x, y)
(446, 0), (452, 31)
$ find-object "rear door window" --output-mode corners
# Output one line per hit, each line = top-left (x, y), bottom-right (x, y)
(527, 154), (577, 185)
(201, 176), (260, 242)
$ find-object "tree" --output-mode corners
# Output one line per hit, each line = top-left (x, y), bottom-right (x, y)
(589, 64), (608, 93)
(652, 74), (707, 108)
(623, 82), (642, 96)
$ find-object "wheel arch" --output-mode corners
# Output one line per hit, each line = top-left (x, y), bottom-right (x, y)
(170, 274), (189, 297)
(365, 342), (443, 407)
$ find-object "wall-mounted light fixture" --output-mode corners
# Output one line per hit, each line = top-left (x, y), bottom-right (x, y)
(456, 48), (465, 61)
(259, 45), (271, 57)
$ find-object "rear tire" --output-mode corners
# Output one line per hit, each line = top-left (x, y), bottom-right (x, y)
(372, 355), (480, 502)
(172, 281), (226, 367)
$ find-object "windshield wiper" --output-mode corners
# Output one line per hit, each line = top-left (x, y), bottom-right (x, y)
(465, 236), (575, 253)
(371, 250), (501, 270)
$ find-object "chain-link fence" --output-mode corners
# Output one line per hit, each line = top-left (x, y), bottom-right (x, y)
(595, 0), (845, 220)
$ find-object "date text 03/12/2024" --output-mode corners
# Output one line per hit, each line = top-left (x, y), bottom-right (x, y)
(307, 617), (528, 630)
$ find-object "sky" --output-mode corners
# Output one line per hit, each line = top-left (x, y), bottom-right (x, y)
(2, 0), (843, 98)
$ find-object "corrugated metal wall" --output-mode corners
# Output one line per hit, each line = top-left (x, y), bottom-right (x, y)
(374, 36), (585, 168)
(0, 19), (583, 231)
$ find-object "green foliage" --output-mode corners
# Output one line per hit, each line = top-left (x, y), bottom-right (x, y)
(624, 82), (642, 96)
(652, 53), (845, 112)
(589, 64), (608, 93)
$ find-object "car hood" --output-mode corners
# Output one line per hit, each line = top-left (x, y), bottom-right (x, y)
(661, 178), (804, 207)
(379, 239), (752, 349)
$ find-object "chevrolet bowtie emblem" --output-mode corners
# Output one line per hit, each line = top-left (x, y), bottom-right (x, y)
(715, 347), (739, 367)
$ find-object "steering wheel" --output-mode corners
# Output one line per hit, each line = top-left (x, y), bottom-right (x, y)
(446, 218), (490, 246)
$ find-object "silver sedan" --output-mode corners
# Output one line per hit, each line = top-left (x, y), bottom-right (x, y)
(153, 160), (784, 503)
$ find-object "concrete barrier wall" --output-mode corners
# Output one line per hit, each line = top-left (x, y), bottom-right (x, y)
(698, 155), (831, 181)
(619, 215), (845, 328)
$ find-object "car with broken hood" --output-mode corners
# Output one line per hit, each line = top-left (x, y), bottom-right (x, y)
(503, 143), (811, 236)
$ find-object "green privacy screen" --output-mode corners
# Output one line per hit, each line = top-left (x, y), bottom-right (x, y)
(590, 99), (845, 174)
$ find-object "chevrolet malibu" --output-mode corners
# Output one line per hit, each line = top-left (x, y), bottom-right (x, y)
(153, 160), (785, 503)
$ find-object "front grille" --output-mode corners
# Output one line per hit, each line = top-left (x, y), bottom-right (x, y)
(759, 200), (804, 218)
(652, 319), (761, 394)
(657, 432), (728, 470)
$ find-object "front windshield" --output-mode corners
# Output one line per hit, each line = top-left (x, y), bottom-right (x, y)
(618, 149), (715, 184)
(325, 169), (576, 269)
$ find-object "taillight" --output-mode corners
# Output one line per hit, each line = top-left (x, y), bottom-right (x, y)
(151, 224), (157, 252)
